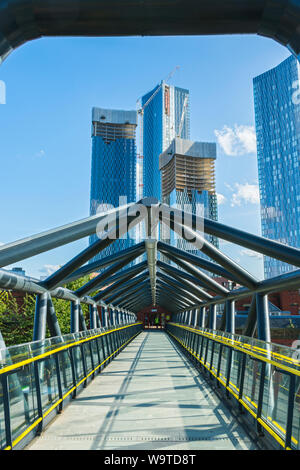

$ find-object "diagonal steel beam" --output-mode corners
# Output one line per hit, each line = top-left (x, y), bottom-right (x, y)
(63, 241), (145, 284)
(156, 289), (188, 311)
(157, 278), (203, 307)
(156, 279), (196, 307)
(161, 210), (258, 289)
(92, 260), (148, 301)
(159, 249), (229, 296)
(157, 271), (212, 302)
(157, 261), (213, 300)
(0, 203), (135, 268)
(116, 279), (150, 307)
(160, 203), (300, 272)
(75, 250), (142, 297)
(158, 240), (239, 282)
(104, 272), (150, 304)
(42, 208), (145, 290)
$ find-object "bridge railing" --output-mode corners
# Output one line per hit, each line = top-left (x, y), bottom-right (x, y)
(166, 322), (300, 450)
(0, 322), (143, 450)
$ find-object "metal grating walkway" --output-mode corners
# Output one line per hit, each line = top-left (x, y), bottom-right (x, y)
(27, 331), (258, 450)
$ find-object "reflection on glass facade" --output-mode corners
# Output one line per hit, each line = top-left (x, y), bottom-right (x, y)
(89, 107), (137, 263)
(142, 82), (190, 200)
(253, 55), (300, 279)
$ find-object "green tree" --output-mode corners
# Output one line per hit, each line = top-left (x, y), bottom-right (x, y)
(0, 292), (35, 346)
(0, 275), (94, 346)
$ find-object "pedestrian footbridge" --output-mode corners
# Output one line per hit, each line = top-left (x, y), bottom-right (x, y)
(1, 322), (300, 451)
(25, 330), (257, 451)
(0, 199), (300, 451)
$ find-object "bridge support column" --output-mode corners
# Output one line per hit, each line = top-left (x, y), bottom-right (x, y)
(96, 306), (101, 328)
(256, 293), (271, 342)
(193, 308), (198, 327)
(79, 305), (87, 331)
(198, 307), (206, 328)
(33, 292), (48, 341)
(103, 306), (109, 328)
(89, 304), (98, 329)
(225, 300), (235, 334)
(71, 300), (80, 333)
(47, 295), (62, 338)
(208, 304), (217, 330)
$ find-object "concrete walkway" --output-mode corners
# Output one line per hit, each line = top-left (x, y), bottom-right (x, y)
(27, 331), (257, 450)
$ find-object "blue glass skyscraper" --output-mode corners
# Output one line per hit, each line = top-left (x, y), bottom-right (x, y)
(253, 55), (300, 279)
(89, 107), (137, 261)
(141, 82), (190, 200)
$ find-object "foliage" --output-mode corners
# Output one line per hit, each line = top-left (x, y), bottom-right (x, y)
(0, 274), (94, 346)
(0, 292), (36, 346)
(52, 276), (91, 334)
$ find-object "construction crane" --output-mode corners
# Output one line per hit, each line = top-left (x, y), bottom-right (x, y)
(136, 66), (180, 199)
(177, 94), (189, 138)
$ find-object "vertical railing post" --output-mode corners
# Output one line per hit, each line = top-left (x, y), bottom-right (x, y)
(33, 361), (43, 434)
(238, 352), (247, 412)
(256, 361), (267, 435)
(1, 374), (12, 449)
(285, 372), (296, 449)
(54, 354), (63, 412)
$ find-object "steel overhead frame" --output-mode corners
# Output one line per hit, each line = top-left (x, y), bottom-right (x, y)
(104, 273), (150, 304)
(0, 202), (148, 341)
(92, 260), (148, 302)
(0, 0), (300, 65)
(1, 198), (300, 344)
(63, 241), (145, 285)
(158, 202), (300, 340)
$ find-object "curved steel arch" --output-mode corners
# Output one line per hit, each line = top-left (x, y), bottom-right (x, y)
(0, 0), (299, 64)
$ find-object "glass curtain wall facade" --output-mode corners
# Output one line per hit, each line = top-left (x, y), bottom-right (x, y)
(253, 55), (300, 278)
(142, 82), (190, 200)
(89, 107), (137, 263)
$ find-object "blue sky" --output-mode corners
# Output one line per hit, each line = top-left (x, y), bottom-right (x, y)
(0, 34), (291, 280)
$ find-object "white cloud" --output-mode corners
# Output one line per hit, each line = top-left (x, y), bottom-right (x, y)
(216, 193), (226, 205)
(35, 149), (46, 158)
(39, 264), (60, 275)
(230, 183), (260, 206)
(218, 239), (231, 247)
(214, 124), (256, 156)
(241, 248), (263, 260)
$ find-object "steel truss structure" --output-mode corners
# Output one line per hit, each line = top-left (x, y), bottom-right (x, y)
(1, 198), (300, 343)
